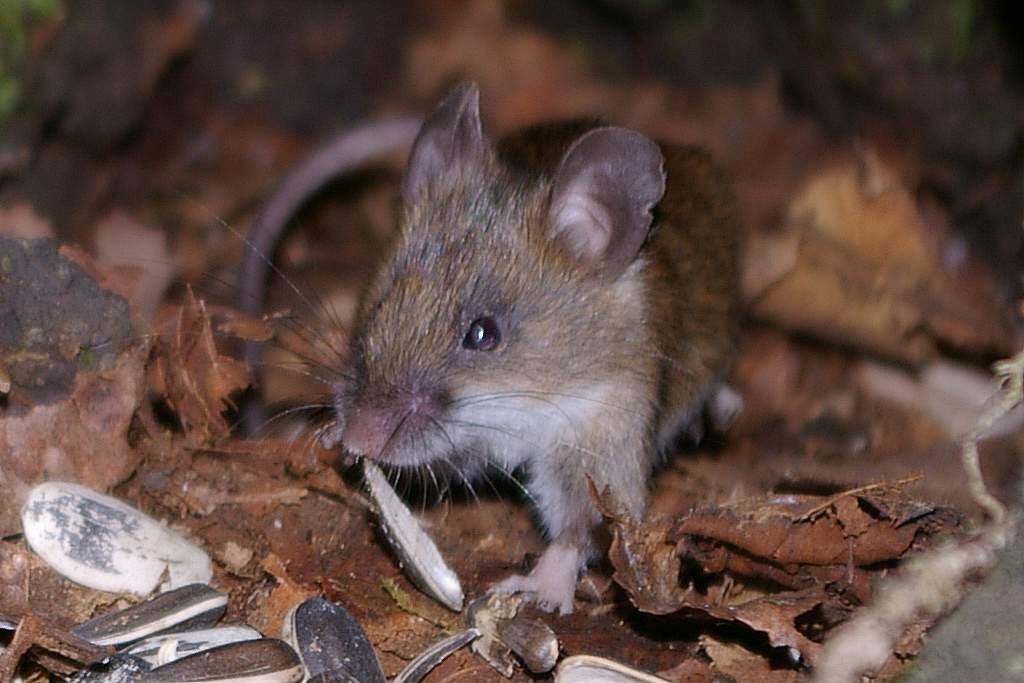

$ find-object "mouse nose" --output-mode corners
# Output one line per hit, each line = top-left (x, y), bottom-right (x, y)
(340, 390), (443, 460)
(340, 405), (401, 459)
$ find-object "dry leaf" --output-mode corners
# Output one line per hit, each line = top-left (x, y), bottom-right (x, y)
(701, 634), (798, 682)
(748, 149), (1015, 363)
(93, 210), (178, 322)
(149, 287), (251, 445)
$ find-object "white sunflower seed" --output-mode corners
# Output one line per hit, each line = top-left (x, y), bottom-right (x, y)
(362, 460), (464, 611)
(21, 482), (212, 595)
(124, 625), (262, 666)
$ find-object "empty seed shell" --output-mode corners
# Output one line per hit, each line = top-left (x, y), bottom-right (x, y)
(141, 639), (303, 683)
(555, 655), (669, 682)
(21, 482), (213, 595)
(73, 584), (228, 647)
(281, 597), (385, 683)
(466, 593), (559, 675)
(69, 654), (152, 683)
(495, 615), (558, 673)
(362, 460), (464, 611)
(125, 626), (263, 666)
(465, 594), (517, 677)
(391, 629), (480, 683)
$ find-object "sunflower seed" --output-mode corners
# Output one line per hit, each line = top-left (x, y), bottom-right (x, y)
(466, 593), (559, 675)
(555, 655), (670, 682)
(281, 597), (385, 683)
(140, 639), (303, 683)
(68, 654), (152, 683)
(73, 584), (227, 647)
(494, 614), (558, 673)
(391, 628), (479, 683)
(21, 482), (212, 595)
(362, 460), (464, 611)
(124, 626), (263, 666)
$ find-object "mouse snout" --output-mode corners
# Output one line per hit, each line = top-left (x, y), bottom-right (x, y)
(340, 406), (397, 459)
(340, 390), (442, 460)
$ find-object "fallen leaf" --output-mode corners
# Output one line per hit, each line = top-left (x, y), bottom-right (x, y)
(0, 203), (53, 239)
(244, 554), (314, 636)
(748, 149), (1016, 363)
(93, 210), (177, 322)
(701, 634), (798, 682)
(607, 512), (686, 615)
(672, 491), (925, 567)
(148, 287), (252, 446)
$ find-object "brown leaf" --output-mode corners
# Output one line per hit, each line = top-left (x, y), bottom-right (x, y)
(700, 634), (798, 682)
(149, 287), (251, 445)
(608, 513), (686, 615)
(246, 554), (314, 637)
(0, 203), (53, 239)
(671, 493), (920, 567)
(748, 149), (1015, 363)
(93, 211), (178, 322)
(214, 311), (274, 343)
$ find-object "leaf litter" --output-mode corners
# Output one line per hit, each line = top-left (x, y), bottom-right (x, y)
(1, 3), (1023, 681)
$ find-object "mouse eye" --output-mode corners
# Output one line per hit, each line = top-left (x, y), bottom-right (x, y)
(462, 316), (501, 351)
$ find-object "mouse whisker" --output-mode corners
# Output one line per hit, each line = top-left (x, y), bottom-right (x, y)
(242, 399), (335, 438)
(444, 415), (614, 474)
(452, 388), (646, 420)
(437, 418), (568, 505)
(269, 315), (352, 376)
(448, 391), (583, 443)
(421, 418), (484, 506)
(188, 194), (355, 341)
(251, 357), (341, 388)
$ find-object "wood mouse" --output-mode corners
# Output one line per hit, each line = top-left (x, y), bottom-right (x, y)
(308, 83), (742, 614)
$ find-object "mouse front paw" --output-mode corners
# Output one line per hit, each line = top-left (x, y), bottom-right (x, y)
(494, 571), (576, 615)
(493, 543), (582, 615)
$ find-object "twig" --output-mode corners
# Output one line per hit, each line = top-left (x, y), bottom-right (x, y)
(812, 348), (1024, 682)
(958, 349), (1024, 525)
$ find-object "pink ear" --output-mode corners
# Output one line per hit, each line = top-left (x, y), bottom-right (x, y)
(547, 127), (665, 278)
(401, 82), (488, 204)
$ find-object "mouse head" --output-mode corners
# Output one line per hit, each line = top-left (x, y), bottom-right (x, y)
(326, 83), (665, 470)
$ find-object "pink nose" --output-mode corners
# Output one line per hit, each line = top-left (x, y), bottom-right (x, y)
(340, 406), (402, 459)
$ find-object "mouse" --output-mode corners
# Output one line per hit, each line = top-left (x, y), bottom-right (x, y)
(305, 82), (742, 614)
(238, 82), (741, 614)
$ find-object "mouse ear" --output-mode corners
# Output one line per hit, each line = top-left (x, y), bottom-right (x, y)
(547, 127), (666, 279)
(402, 82), (488, 204)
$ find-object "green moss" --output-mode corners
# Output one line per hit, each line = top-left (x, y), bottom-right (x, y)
(0, 0), (61, 124)
(947, 0), (977, 60)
